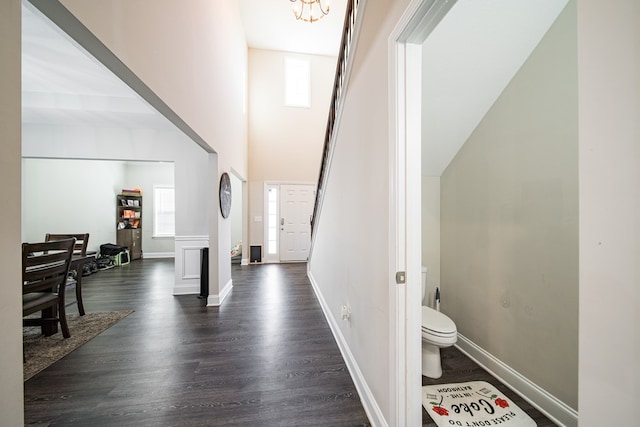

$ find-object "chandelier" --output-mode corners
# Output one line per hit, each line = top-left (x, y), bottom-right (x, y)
(290, 0), (330, 23)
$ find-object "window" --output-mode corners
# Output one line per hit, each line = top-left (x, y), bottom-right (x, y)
(284, 57), (310, 107)
(153, 186), (175, 237)
(267, 186), (278, 255)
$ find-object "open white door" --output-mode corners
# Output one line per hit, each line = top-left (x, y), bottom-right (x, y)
(389, 0), (457, 424)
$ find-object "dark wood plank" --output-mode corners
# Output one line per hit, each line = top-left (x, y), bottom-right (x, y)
(24, 260), (371, 426)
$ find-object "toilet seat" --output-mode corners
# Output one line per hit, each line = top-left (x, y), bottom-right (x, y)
(421, 306), (457, 345)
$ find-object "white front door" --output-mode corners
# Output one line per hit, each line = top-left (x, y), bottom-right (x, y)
(279, 184), (315, 261)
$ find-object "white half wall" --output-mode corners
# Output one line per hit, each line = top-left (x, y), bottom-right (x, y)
(173, 235), (208, 295)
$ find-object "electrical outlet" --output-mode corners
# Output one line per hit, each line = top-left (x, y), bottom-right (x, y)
(341, 304), (351, 320)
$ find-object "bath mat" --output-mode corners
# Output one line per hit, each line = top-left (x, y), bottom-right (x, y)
(423, 381), (536, 427)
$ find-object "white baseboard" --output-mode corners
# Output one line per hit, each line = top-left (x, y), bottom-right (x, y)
(172, 283), (200, 295)
(307, 270), (387, 427)
(240, 257), (249, 266)
(142, 252), (174, 259)
(207, 278), (233, 307)
(455, 334), (578, 427)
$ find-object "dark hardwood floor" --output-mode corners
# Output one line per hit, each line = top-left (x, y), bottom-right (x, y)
(24, 259), (370, 426)
(25, 259), (559, 426)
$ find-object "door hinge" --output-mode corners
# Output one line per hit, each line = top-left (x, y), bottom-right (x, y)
(395, 271), (406, 284)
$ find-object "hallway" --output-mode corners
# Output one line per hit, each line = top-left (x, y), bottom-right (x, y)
(24, 259), (370, 426)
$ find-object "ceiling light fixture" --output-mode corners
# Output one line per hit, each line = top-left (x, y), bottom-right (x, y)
(290, 0), (330, 23)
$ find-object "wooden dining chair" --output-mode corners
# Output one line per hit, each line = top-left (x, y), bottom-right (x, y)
(45, 233), (89, 256)
(45, 233), (91, 315)
(22, 238), (76, 338)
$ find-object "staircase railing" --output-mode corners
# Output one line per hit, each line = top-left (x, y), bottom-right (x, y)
(310, 0), (362, 237)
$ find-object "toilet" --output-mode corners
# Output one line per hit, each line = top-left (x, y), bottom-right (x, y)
(421, 267), (457, 379)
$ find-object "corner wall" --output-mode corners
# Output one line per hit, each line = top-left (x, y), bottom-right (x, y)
(577, 0), (640, 424)
(0, 0), (25, 423)
(440, 2), (578, 409)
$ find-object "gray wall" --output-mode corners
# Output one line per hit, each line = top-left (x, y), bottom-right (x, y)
(22, 124), (210, 241)
(441, 2), (578, 409)
(22, 158), (175, 256)
(124, 161), (175, 255)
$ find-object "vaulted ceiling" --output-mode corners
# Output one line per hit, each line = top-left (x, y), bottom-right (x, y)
(22, 0), (568, 177)
(21, 0), (347, 131)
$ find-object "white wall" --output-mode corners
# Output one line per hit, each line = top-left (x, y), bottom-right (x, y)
(23, 125), (207, 237)
(0, 0), (25, 423)
(22, 124), (211, 296)
(21, 158), (125, 253)
(577, 0), (640, 424)
(124, 161), (175, 255)
(421, 176), (440, 307)
(308, 0), (414, 424)
(247, 49), (335, 251)
(440, 2), (578, 410)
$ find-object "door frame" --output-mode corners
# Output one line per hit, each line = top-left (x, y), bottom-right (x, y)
(388, 0), (457, 424)
(263, 181), (315, 263)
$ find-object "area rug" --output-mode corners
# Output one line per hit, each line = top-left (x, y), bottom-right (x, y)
(23, 310), (133, 381)
(423, 381), (536, 427)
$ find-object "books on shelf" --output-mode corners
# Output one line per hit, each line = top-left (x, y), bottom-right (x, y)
(121, 189), (141, 196)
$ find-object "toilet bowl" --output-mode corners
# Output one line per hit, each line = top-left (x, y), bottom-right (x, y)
(421, 267), (457, 379)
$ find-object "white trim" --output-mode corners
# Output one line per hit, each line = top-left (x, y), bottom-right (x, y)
(175, 235), (209, 242)
(172, 283), (199, 296)
(207, 278), (233, 307)
(456, 334), (578, 427)
(181, 246), (204, 280)
(240, 257), (249, 266)
(388, 1), (458, 425)
(307, 269), (387, 427)
(142, 252), (174, 259)
(264, 183), (280, 262)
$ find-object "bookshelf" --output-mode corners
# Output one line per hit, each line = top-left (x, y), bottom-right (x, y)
(116, 191), (142, 260)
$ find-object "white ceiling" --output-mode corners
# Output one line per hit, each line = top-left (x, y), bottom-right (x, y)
(239, 0), (347, 57)
(21, 3), (171, 130)
(21, 0), (345, 131)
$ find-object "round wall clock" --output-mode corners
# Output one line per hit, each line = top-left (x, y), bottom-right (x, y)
(219, 172), (232, 218)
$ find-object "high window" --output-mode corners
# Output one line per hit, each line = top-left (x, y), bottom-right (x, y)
(284, 57), (310, 108)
